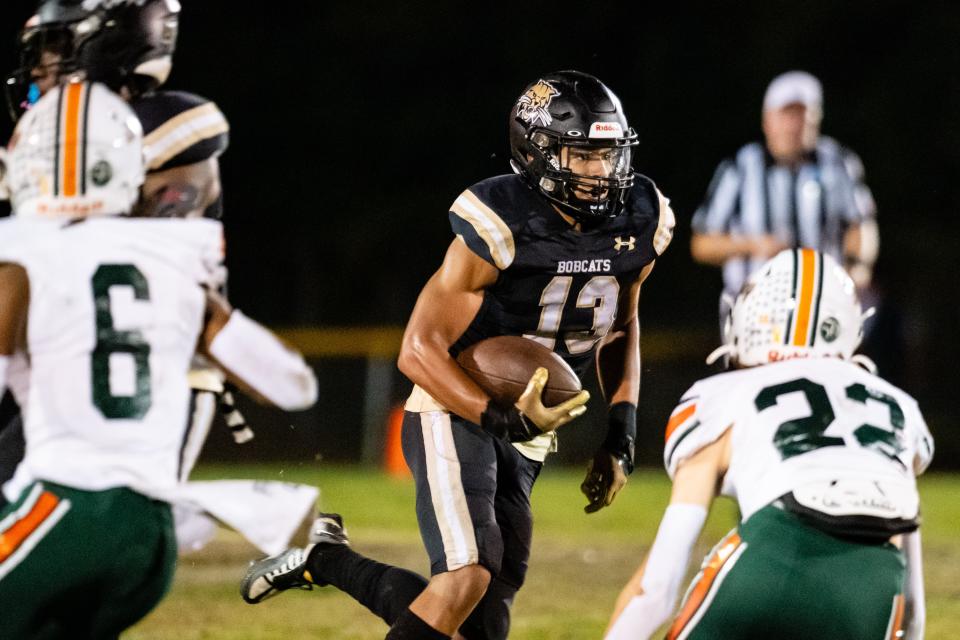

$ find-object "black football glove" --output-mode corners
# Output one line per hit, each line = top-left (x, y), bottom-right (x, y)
(480, 368), (589, 442)
(480, 400), (540, 443)
(581, 402), (636, 513)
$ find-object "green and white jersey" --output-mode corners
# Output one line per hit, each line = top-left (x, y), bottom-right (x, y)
(0, 216), (223, 501)
(664, 358), (933, 523)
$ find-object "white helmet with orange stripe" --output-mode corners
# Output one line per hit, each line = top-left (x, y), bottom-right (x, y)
(7, 79), (143, 218)
(707, 248), (875, 370)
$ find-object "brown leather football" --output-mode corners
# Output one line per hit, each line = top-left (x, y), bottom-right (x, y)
(455, 336), (582, 407)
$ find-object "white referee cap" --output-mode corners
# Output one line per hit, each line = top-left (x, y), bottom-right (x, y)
(763, 71), (822, 114)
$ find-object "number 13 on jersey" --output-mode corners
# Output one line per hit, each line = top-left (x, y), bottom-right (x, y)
(525, 275), (620, 354)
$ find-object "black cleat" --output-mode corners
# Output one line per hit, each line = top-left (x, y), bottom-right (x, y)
(239, 513), (349, 603)
(240, 545), (315, 604)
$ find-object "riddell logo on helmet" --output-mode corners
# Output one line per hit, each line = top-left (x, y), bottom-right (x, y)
(589, 122), (623, 139)
(768, 350), (812, 362)
(37, 200), (105, 216)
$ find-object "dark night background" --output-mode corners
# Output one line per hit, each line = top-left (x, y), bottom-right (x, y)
(1, 1), (957, 467)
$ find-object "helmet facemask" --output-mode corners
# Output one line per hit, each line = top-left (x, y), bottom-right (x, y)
(517, 128), (637, 221)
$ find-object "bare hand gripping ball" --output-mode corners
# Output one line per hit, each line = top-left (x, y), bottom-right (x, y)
(456, 336), (582, 407)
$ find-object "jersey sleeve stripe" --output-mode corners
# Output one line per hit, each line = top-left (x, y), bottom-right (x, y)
(665, 420), (701, 470)
(450, 191), (515, 269)
(653, 188), (676, 255)
(665, 403), (697, 442)
(666, 531), (745, 640)
(143, 103), (229, 170)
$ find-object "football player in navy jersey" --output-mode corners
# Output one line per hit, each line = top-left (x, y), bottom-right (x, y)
(241, 71), (675, 640)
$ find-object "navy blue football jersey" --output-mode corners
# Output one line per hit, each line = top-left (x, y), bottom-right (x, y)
(132, 90), (229, 173)
(449, 173), (674, 377)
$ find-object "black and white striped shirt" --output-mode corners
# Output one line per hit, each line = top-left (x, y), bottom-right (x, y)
(692, 136), (875, 295)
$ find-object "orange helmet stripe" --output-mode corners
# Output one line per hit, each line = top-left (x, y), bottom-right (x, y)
(791, 248), (817, 346)
(61, 82), (85, 198)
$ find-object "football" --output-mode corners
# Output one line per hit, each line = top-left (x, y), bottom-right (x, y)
(455, 335), (582, 407)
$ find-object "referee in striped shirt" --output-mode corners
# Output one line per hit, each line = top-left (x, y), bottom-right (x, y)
(691, 71), (878, 317)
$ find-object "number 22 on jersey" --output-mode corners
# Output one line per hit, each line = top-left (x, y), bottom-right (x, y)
(755, 377), (906, 467)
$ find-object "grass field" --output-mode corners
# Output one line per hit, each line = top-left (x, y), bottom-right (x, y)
(127, 464), (960, 639)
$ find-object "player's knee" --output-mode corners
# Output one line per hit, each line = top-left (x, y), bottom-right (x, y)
(454, 563), (492, 601)
(437, 563), (492, 608)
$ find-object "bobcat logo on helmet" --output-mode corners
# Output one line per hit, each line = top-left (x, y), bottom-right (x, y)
(516, 79), (560, 127)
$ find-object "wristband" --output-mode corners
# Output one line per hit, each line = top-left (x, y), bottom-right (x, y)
(603, 402), (637, 474)
(480, 401), (541, 443)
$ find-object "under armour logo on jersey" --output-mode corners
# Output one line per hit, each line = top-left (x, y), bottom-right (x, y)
(614, 236), (636, 251)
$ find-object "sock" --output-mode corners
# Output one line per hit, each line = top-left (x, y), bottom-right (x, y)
(307, 545), (427, 625)
(384, 608), (450, 640)
(457, 575), (518, 640)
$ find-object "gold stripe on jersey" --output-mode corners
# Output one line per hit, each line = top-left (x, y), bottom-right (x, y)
(654, 188), (676, 256)
(791, 248), (818, 346)
(60, 82), (87, 198)
(143, 102), (229, 170)
(451, 190), (515, 269)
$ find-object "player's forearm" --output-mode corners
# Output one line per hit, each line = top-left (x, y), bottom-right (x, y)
(902, 529), (926, 639)
(690, 233), (757, 265)
(606, 503), (708, 639)
(608, 556), (650, 631)
(397, 335), (489, 424)
(206, 310), (317, 411)
(843, 222), (877, 289)
(596, 315), (640, 406)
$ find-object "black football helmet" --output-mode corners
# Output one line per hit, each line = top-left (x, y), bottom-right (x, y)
(5, 0), (180, 119)
(509, 71), (638, 220)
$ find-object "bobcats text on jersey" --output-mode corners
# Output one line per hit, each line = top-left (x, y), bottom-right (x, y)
(557, 259), (612, 274)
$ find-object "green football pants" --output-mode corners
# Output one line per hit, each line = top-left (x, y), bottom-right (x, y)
(666, 504), (907, 640)
(0, 481), (176, 639)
